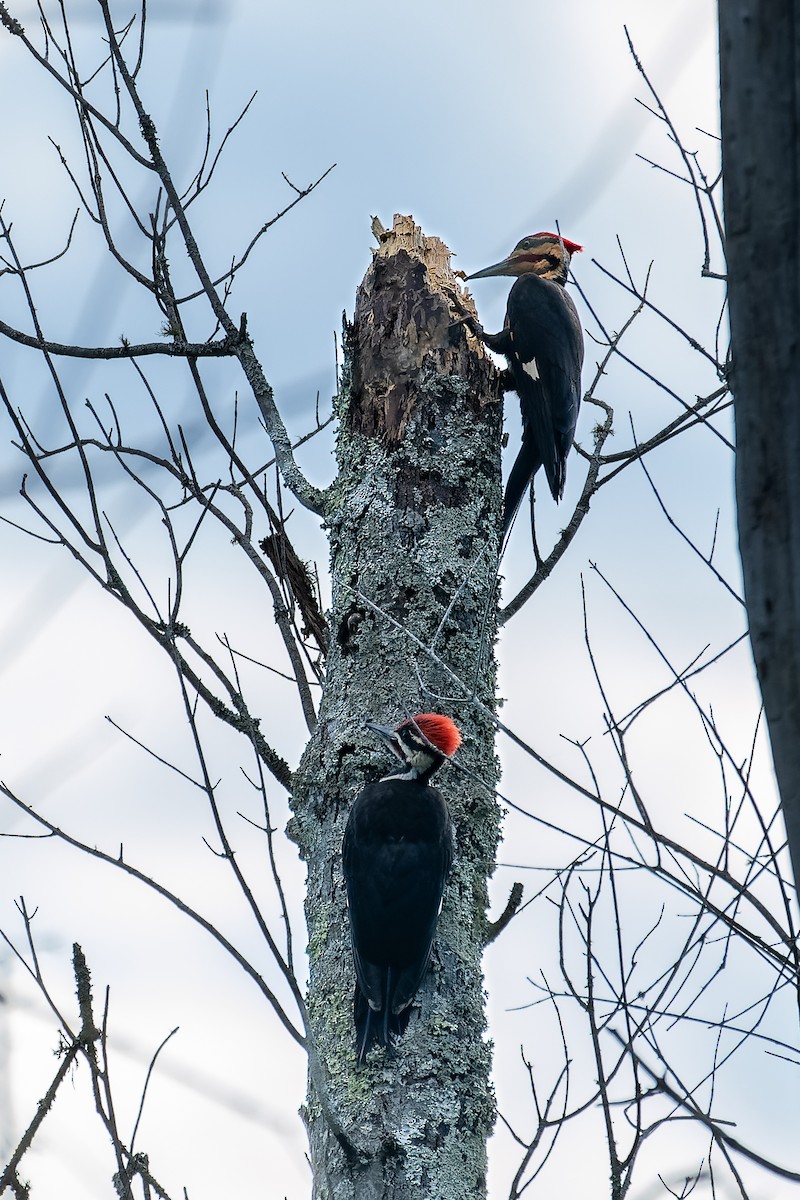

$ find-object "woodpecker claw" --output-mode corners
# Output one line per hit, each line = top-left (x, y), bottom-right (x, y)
(444, 285), (484, 340)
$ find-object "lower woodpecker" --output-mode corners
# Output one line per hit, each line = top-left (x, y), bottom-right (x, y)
(467, 231), (585, 533)
(342, 713), (461, 1062)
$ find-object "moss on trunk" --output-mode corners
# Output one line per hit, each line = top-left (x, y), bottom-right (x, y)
(291, 215), (503, 1199)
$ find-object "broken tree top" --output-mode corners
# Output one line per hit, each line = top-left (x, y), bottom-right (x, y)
(348, 214), (498, 443)
(369, 213), (469, 310)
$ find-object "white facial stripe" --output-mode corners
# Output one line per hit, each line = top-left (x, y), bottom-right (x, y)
(381, 768), (419, 783)
(380, 740), (437, 783)
(522, 358), (540, 381)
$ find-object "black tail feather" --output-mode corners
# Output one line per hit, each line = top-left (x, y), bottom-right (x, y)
(503, 437), (543, 535)
(354, 975), (411, 1063)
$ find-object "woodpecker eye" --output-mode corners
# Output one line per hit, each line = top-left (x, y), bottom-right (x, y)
(398, 726), (428, 755)
(520, 239), (532, 250)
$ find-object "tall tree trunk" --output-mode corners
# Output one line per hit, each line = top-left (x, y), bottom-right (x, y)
(718, 3), (800, 885)
(291, 216), (503, 1198)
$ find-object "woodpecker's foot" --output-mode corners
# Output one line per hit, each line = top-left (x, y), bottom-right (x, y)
(444, 286), (485, 340)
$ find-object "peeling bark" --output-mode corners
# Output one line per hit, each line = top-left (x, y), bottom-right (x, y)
(290, 215), (503, 1198)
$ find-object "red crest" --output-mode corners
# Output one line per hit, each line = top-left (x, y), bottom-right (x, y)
(536, 231), (583, 255)
(405, 713), (462, 758)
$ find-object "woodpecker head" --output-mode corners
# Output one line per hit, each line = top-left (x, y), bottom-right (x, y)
(366, 713), (462, 783)
(468, 232), (583, 286)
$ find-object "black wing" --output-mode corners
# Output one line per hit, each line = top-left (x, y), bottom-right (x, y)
(342, 783), (452, 1058)
(502, 275), (584, 525)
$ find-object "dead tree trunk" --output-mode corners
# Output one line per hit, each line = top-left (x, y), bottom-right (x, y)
(718, 3), (800, 885)
(290, 216), (503, 1199)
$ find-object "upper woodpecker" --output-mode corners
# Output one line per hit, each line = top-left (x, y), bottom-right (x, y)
(342, 712), (461, 1062)
(467, 231), (585, 533)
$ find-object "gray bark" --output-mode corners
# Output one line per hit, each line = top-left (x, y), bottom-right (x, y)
(718, 2), (800, 885)
(290, 216), (503, 1198)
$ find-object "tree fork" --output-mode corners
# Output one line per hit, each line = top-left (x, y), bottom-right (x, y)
(291, 215), (504, 1198)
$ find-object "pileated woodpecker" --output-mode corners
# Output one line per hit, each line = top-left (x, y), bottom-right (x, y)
(342, 713), (461, 1062)
(467, 231), (584, 533)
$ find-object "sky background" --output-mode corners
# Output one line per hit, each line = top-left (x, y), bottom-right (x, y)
(1, 1), (796, 1197)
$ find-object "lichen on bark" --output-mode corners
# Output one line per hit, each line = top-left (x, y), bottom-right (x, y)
(291, 215), (503, 1199)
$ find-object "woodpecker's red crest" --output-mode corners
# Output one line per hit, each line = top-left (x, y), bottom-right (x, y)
(537, 232), (583, 256)
(400, 713), (462, 758)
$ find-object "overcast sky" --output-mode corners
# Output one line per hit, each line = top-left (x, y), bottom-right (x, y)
(1, 3), (795, 1198)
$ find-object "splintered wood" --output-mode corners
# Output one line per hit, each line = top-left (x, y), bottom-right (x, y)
(347, 214), (496, 443)
(370, 213), (469, 305)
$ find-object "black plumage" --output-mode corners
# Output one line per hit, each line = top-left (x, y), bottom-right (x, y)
(467, 231), (585, 534)
(342, 714), (459, 1062)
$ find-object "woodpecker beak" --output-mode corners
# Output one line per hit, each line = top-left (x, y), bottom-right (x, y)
(365, 720), (404, 759)
(467, 256), (516, 281)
